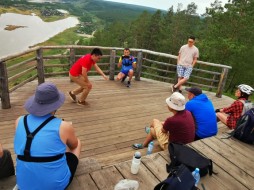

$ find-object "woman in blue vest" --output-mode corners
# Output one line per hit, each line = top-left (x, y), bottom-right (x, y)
(14, 82), (81, 190)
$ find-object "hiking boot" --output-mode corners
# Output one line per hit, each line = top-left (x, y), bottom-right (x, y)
(126, 81), (131, 87)
(145, 126), (150, 134)
(132, 143), (143, 150)
(77, 100), (86, 106)
(121, 75), (127, 83)
(68, 91), (76, 102)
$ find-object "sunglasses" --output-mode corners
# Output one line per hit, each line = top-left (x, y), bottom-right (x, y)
(188, 40), (194, 43)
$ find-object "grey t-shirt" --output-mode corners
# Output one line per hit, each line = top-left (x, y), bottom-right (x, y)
(178, 44), (199, 67)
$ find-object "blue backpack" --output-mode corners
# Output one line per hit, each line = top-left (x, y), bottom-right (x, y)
(233, 108), (254, 144)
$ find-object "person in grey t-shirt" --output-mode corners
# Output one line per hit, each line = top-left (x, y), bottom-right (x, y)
(172, 36), (199, 93)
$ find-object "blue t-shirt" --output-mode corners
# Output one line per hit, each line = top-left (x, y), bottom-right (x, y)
(14, 114), (70, 190)
(186, 94), (217, 138)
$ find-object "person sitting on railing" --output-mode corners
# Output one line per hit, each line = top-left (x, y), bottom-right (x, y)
(216, 84), (254, 129)
(185, 87), (217, 140)
(68, 48), (109, 106)
(172, 36), (199, 93)
(132, 92), (195, 150)
(0, 143), (15, 179)
(116, 48), (136, 87)
(14, 82), (81, 190)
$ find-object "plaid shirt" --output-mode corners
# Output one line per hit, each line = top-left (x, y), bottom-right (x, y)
(223, 98), (246, 129)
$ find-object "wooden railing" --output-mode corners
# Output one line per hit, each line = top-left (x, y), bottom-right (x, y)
(0, 45), (232, 109)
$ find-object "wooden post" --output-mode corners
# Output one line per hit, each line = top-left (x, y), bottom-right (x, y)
(109, 49), (116, 80)
(69, 48), (76, 67)
(209, 74), (216, 91)
(0, 61), (11, 109)
(36, 48), (45, 84)
(135, 51), (143, 81)
(216, 68), (229, 98)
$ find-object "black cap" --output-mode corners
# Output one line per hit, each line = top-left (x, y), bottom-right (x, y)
(185, 87), (202, 96)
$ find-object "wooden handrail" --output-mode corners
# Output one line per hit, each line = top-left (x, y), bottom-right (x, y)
(0, 45), (232, 109)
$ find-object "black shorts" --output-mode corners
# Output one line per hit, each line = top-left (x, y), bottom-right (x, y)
(65, 152), (79, 188)
(0, 150), (15, 179)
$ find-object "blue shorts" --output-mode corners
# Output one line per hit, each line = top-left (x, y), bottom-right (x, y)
(177, 65), (193, 79)
(121, 66), (133, 75)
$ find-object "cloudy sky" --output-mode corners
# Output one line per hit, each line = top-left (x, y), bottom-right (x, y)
(104, 0), (228, 15)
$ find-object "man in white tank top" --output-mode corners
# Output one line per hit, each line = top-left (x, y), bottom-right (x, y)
(172, 36), (199, 92)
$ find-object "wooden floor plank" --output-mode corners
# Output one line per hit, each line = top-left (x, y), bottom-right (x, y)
(75, 174), (99, 190)
(90, 166), (123, 190)
(115, 161), (160, 190)
(203, 137), (254, 178)
(191, 140), (252, 190)
(141, 153), (169, 181)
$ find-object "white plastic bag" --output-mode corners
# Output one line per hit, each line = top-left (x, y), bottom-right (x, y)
(114, 179), (139, 190)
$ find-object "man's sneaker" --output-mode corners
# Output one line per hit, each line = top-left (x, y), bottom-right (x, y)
(171, 84), (178, 92)
(68, 91), (76, 102)
(77, 100), (86, 106)
(126, 81), (131, 87)
(145, 126), (150, 134)
(121, 75), (127, 83)
(132, 143), (143, 150)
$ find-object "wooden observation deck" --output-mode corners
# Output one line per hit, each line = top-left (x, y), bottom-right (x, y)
(1, 77), (253, 190)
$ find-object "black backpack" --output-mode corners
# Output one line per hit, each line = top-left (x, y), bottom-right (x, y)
(232, 108), (254, 144)
(154, 164), (196, 190)
(167, 143), (213, 177)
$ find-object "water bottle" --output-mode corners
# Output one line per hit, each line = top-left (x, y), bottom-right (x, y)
(147, 141), (154, 155)
(131, 151), (141, 174)
(192, 168), (200, 187)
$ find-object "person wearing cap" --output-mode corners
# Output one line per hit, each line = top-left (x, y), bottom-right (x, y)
(14, 82), (81, 190)
(116, 48), (137, 87)
(0, 143), (15, 179)
(185, 87), (217, 140)
(132, 92), (195, 150)
(216, 84), (254, 129)
(172, 36), (199, 92)
(69, 48), (109, 106)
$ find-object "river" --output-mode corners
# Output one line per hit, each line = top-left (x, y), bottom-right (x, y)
(0, 13), (79, 58)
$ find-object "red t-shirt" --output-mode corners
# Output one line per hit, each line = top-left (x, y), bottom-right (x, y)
(69, 54), (95, 76)
(163, 110), (195, 144)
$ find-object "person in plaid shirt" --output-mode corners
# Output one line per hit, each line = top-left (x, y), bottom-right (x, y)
(216, 84), (254, 129)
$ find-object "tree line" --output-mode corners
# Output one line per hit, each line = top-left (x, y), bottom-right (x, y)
(86, 0), (254, 94)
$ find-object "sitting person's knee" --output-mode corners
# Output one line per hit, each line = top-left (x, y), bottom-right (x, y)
(128, 70), (134, 75)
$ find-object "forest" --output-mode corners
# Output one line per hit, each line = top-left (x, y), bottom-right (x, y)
(85, 0), (254, 94)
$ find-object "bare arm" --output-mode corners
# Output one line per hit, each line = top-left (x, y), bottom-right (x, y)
(60, 121), (79, 150)
(177, 53), (181, 64)
(94, 64), (109, 80)
(192, 57), (198, 67)
(161, 127), (167, 133)
(132, 62), (137, 69)
(118, 61), (122, 68)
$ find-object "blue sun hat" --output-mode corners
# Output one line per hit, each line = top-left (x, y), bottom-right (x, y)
(24, 82), (65, 116)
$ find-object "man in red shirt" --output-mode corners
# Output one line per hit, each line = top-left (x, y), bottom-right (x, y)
(132, 92), (195, 150)
(69, 48), (108, 106)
